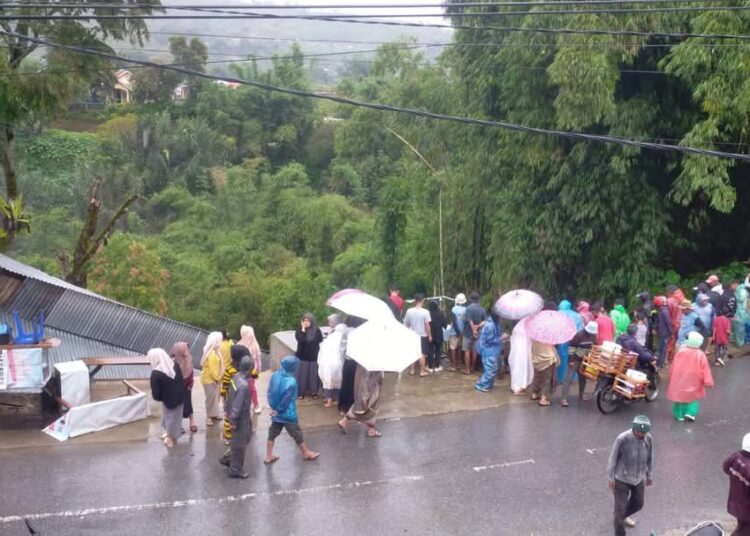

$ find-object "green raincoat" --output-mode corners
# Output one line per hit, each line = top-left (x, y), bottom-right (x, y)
(610, 304), (631, 338)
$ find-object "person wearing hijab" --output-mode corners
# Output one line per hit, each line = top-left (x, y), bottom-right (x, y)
(667, 332), (714, 422)
(508, 317), (534, 395)
(557, 300), (584, 384)
(149, 348), (185, 448)
(238, 325), (263, 414)
(200, 331), (224, 426)
(318, 314), (346, 408)
(170, 342), (197, 434)
(294, 313), (324, 400)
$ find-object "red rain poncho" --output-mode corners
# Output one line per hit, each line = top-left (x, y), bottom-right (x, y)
(667, 347), (714, 403)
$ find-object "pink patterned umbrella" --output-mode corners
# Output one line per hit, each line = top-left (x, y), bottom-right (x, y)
(525, 310), (577, 345)
(495, 289), (544, 320)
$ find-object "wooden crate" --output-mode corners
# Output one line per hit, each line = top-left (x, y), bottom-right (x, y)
(580, 347), (637, 380)
(612, 372), (649, 400)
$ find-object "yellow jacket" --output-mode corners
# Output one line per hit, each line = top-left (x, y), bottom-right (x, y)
(219, 339), (234, 370)
(200, 350), (222, 384)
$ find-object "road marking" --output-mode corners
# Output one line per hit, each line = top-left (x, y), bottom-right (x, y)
(472, 458), (535, 472)
(705, 419), (729, 427)
(0, 475), (424, 524)
(585, 447), (610, 455)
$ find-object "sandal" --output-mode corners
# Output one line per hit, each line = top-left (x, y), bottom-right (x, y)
(312, 395), (319, 400)
(530, 394), (539, 401)
(561, 399), (569, 407)
(538, 400), (551, 407)
(206, 420), (214, 427)
(419, 372), (429, 377)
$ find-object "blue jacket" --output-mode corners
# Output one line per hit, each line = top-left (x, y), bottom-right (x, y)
(476, 319), (502, 359)
(268, 356), (299, 424)
(558, 300), (584, 331)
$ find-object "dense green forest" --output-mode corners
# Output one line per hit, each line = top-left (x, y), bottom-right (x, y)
(2, 2), (750, 343)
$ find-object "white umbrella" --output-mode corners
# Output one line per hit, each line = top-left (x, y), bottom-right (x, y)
(326, 288), (394, 321)
(346, 318), (421, 372)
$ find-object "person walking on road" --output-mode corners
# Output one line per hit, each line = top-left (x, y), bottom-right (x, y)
(723, 433), (750, 536)
(404, 293), (432, 377)
(200, 331), (224, 427)
(667, 331), (714, 422)
(607, 415), (654, 536)
(338, 361), (384, 437)
(714, 314), (731, 367)
(225, 356), (254, 479)
(149, 348), (185, 448)
(170, 342), (197, 434)
(265, 356), (320, 464)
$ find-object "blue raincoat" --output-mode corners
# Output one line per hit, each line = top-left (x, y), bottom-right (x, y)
(557, 300), (584, 383)
(475, 319), (502, 392)
(267, 356), (300, 424)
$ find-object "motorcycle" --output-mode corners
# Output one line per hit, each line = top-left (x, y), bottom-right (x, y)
(595, 361), (661, 414)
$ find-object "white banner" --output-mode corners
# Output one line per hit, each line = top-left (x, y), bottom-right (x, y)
(41, 392), (149, 442)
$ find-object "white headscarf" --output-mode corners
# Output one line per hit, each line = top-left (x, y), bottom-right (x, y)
(238, 325), (262, 371)
(201, 331), (223, 367)
(148, 348), (175, 379)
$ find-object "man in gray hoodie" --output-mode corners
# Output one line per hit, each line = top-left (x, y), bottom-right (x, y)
(607, 415), (654, 535)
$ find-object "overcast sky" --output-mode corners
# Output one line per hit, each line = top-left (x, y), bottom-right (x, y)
(248, 0), (446, 23)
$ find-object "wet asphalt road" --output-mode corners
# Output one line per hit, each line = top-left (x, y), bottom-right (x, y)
(1, 358), (748, 536)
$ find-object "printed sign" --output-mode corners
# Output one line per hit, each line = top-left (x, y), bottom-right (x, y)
(0, 348), (45, 389)
(42, 414), (71, 442)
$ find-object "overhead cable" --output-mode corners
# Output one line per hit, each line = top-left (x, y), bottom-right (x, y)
(0, 29), (746, 163)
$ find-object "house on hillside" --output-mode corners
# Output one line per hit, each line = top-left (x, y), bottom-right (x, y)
(0, 254), (207, 380)
(114, 69), (134, 104)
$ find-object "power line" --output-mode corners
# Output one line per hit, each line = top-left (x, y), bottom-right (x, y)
(1, 29), (746, 163)
(9, 5), (750, 19)
(0, 1), (742, 9)
(3, 8), (750, 42)
(145, 30), (750, 48)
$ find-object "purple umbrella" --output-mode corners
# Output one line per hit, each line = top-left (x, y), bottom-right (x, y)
(495, 289), (544, 320)
(525, 310), (578, 345)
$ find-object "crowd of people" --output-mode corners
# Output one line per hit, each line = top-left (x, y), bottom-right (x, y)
(142, 272), (750, 534)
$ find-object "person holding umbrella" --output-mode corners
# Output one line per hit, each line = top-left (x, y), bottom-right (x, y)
(337, 360), (384, 437)
(525, 310), (577, 406)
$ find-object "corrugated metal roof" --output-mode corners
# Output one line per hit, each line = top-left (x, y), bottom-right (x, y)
(0, 253), (208, 379)
(0, 254), (103, 298)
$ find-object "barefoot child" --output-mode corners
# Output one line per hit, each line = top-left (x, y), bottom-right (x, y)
(265, 356), (320, 464)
